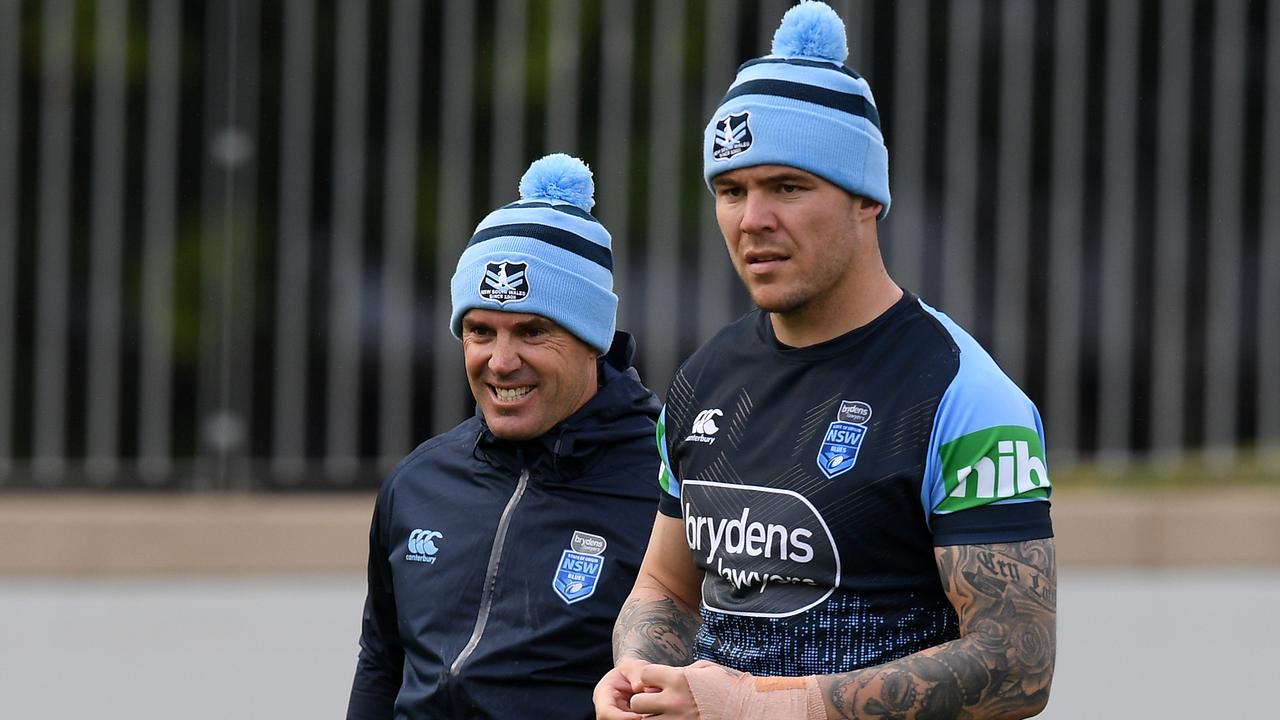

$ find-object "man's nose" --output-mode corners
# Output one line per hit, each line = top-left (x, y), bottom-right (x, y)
(487, 334), (522, 375)
(739, 191), (775, 234)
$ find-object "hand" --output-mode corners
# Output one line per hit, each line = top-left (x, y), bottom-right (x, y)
(626, 661), (707, 719)
(632, 660), (825, 720)
(594, 658), (651, 720)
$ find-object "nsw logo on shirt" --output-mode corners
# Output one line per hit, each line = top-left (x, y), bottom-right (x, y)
(816, 400), (871, 479)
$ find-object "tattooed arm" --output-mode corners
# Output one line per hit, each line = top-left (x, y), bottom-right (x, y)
(594, 513), (705, 719)
(818, 538), (1057, 719)
(612, 513), (704, 665)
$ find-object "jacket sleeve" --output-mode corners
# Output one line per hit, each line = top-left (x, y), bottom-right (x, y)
(346, 488), (404, 720)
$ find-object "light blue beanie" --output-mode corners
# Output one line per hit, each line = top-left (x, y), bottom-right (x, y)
(450, 153), (617, 354)
(703, 1), (890, 219)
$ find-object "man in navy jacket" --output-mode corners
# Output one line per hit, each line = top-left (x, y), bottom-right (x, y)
(347, 154), (662, 719)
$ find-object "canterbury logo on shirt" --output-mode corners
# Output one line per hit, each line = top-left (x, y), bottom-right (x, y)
(685, 408), (723, 444)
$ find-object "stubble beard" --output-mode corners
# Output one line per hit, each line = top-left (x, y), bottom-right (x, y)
(751, 285), (814, 315)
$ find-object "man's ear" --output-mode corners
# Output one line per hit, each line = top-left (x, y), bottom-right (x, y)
(858, 196), (883, 220)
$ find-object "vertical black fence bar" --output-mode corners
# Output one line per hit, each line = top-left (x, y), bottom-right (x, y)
(695, 0), (741, 343)
(757, 0), (790, 50)
(1205, 0), (1248, 462)
(1045, 0), (1088, 463)
(33, 0), (74, 482)
(546, 0), (582, 155)
(0, 0), (19, 483)
(1096, 0), (1140, 465)
(643, 0), (686, 394)
(430, 0), (477, 436)
(199, 0), (260, 491)
(838, 0), (867, 72)
(939, 0), (981, 331)
(992, 0), (1035, 385)
(197, 0), (227, 490)
(595, 0), (636, 336)
(272, 0), (317, 483)
(86, 0), (129, 483)
(1260, 0), (1280, 460)
(490, 0), (530, 205)
(884, 0), (928, 296)
(138, 0), (182, 482)
(325, 0), (369, 482)
(378, 0), (424, 471)
(1149, 0), (1194, 462)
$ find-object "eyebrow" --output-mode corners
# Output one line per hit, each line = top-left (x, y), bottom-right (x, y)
(512, 318), (554, 333)
(712, 171), (814, 189)
(463, 316), (553, 332)
(764, 172), (814, 184)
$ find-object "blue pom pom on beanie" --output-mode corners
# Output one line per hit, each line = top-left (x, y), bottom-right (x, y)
(449, 153), (618, 354)
(703, 0), (890, 219)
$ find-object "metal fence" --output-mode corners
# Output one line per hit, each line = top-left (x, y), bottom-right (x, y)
(1, 0), (1277, 490)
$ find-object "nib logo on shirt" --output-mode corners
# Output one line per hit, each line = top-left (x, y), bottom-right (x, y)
(937, 426), (1051, 512)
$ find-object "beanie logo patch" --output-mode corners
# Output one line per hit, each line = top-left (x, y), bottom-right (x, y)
(479, 260), (530, 304)
(712, 111), (753, 161)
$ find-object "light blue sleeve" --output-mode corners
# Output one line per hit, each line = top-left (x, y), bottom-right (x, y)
(656, 406), (681, 500)
(918, 302), (1052, 524)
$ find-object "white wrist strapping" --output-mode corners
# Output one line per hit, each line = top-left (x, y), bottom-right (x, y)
(685, 667), (825, 720)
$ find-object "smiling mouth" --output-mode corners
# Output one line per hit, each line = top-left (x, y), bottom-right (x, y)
(492, 385), (534, 401)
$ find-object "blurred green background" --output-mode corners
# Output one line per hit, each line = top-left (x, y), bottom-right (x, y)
(2, 0), (1276, 491)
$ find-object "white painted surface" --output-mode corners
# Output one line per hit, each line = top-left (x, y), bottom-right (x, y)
(1, 569), (1276, 719)
(0, 575), (366, 720)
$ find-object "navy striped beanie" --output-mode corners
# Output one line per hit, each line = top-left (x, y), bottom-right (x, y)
(703, 1), (890, 218)
(450, 153), (617, 353)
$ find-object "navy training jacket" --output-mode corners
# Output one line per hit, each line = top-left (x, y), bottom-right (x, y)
(347, 332), (662, 720)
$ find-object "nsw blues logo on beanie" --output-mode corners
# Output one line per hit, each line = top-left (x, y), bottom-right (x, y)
(450, 154), (618, 354)
(712, 112), (753, 161)
(703, 1), (891, 218)
(479, 261), (529, 304)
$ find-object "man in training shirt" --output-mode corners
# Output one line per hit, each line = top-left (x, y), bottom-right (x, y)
(594, 4), (1055, 719)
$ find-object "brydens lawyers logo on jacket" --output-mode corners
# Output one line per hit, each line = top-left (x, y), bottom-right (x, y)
(552, 530), (607, 604)
(406, 529), (443, 564)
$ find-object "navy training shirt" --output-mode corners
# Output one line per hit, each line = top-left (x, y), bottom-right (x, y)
(656, 293), (1053, 676)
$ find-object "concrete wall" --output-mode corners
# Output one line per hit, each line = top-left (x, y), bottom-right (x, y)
(2, 488), (1278, 574)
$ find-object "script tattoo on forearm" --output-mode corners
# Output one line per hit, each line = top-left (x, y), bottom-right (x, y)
(613, 596), (703, 666)
(820, 538), (1057, 719)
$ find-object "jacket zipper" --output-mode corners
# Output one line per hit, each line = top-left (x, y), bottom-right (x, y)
(448, 467), (530, 678)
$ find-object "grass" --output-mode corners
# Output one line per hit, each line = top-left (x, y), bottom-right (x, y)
(1052, 447), (1280, 490)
